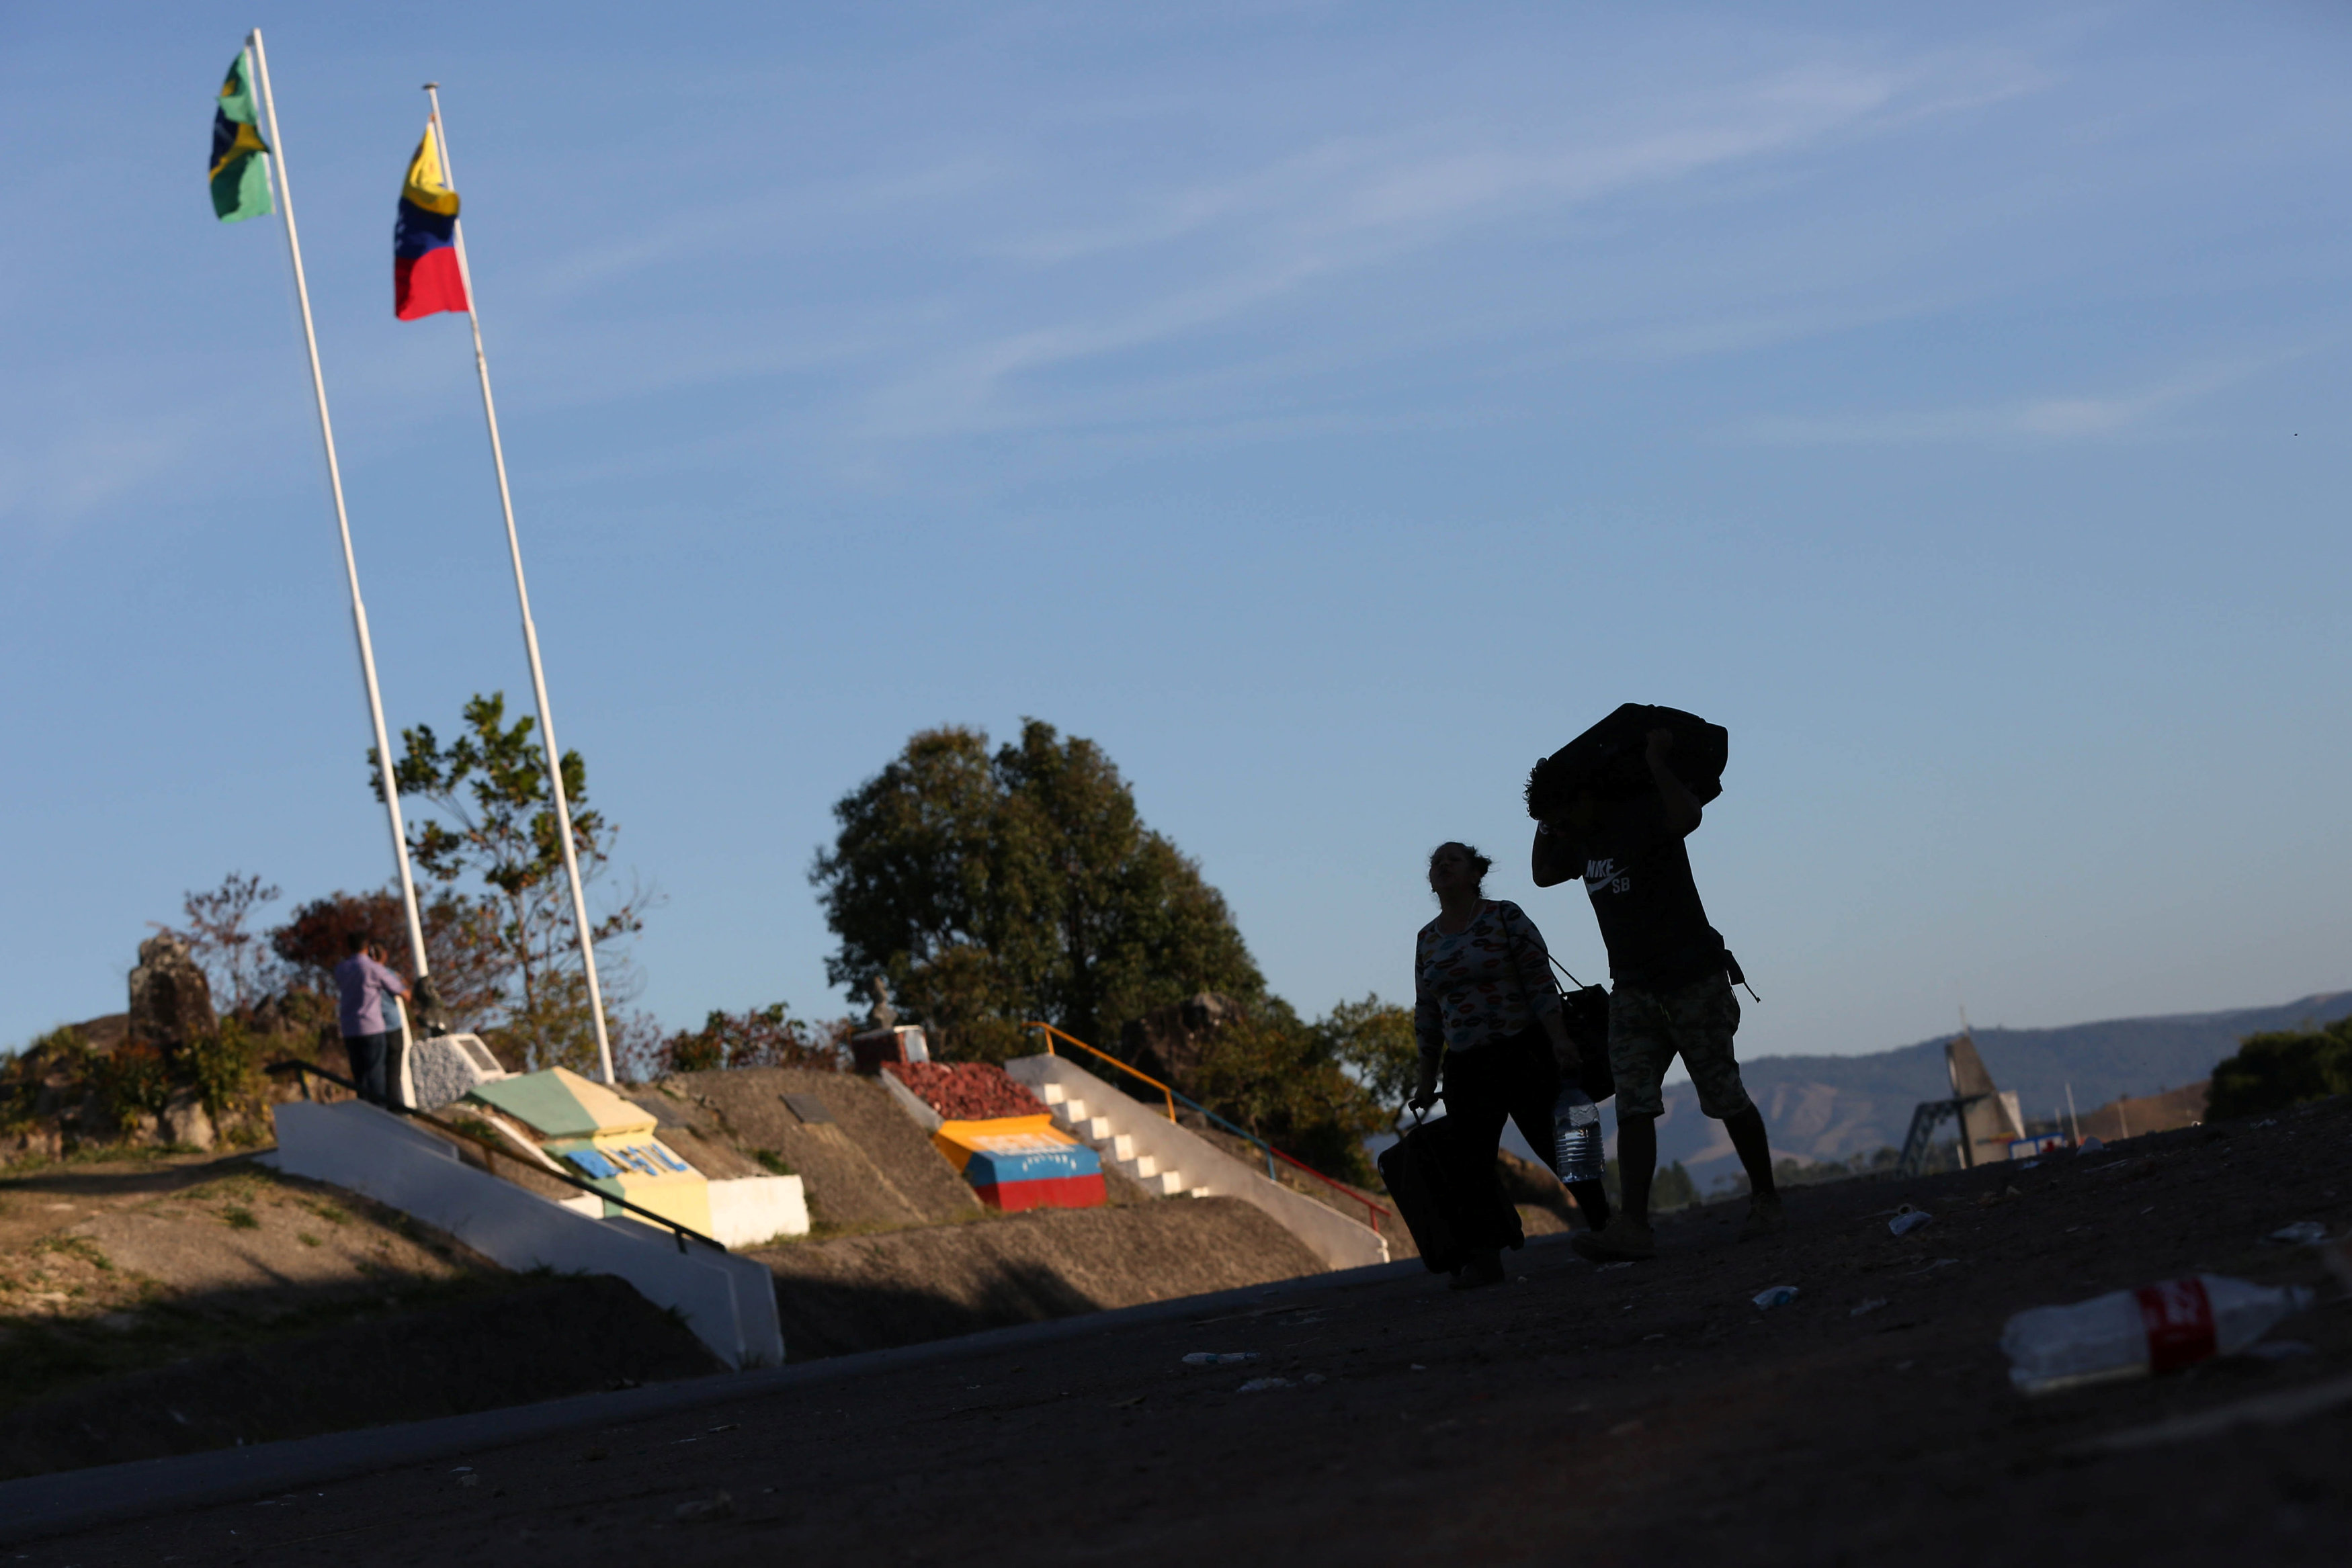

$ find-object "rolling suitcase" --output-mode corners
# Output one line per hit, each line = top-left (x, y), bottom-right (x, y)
(1379, 1110), (1523, 1274)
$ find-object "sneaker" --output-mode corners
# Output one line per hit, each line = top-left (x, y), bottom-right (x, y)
(1570, 1217), (1656, 1262)
(1739, 1196), (1785, 1241)
(1450, 1251), (1507, 1290)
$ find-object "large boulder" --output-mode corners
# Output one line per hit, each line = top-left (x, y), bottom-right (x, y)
(125, 933), (214, 1053)
(160, 1086), (217, 1151)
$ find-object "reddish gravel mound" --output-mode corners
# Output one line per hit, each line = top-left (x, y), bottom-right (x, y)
(886, 1061), (1048, 1121)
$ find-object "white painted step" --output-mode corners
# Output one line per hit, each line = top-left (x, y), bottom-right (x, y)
(1030, 1072), (1200, 1199)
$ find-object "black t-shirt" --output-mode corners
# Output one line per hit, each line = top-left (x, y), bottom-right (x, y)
(1580, 795), (1726, 991)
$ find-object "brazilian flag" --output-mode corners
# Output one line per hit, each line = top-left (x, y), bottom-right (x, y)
(210, 52), (272, 222)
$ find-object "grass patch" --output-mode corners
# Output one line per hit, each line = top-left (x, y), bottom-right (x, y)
(754, 1149), (796, 1176)
(220, 1206), (259, 1231)
(305, 1200), (349, 1227)
(29, 1237), (112, 1272)
(297, 1232), (322, 1248)
(1, 1142), (192, 1177)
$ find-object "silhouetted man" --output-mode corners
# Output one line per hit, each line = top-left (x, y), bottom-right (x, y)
(1532, 728), (1779, 1259)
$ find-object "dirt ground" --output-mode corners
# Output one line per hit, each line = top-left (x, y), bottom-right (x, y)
(16, 1094), (2351, 1564)
(0, 1151), (719, 1477)
(0, 1080), (1349, 1470)
(0, 1274), (718, 1479)
(752, 1195), (1326, 1358)
(0, 1151), (501, 1378)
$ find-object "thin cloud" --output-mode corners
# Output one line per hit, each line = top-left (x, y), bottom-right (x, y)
(1728, 351), (2314, 447)
(854, 51), (2050, 443)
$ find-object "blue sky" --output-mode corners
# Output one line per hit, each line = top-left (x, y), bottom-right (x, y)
(3, 1), (2347, 1070)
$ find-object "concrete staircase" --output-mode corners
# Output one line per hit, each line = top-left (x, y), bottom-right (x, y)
(1006, 1054), (1388, 1271)
(1032, 1080), (1202, 1198)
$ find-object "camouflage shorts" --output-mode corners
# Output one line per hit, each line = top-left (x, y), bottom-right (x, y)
(1609, 971), (1750, 1121)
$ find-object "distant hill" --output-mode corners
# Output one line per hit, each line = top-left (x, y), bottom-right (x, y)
(1645, 990), (2352, 1182)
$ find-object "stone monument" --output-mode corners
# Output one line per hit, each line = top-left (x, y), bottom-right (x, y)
(126, 932), (215, 1053)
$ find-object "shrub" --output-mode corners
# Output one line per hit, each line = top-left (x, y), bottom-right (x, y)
(1600, 1158), (1700, 1213)
(183, 1018), (263, 1117)
(95, 1042), (171, 1128)
(652, 1004), (846, 1078)
(2208, 1018), (2352, 1119)
(1, 1026), (90, 1132)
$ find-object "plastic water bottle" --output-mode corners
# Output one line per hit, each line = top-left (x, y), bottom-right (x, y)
(1999, 1275), (2314, 1395)
(1552, 1084), (1603, 1184)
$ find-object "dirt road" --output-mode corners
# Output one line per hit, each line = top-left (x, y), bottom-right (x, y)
(11, 1098), (2351, 1565)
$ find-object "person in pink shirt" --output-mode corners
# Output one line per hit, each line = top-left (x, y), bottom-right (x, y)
(332, 931), (411, 1106)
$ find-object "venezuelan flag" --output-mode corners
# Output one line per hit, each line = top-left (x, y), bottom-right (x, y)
(394, 123), (468, 320)
(209, 52), (272, 222)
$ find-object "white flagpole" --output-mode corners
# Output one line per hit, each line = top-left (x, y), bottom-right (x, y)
(423, 83), (617, 1086)
(247, 31), (435, 1018)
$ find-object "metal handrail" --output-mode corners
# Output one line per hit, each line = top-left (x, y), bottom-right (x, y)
(1027, 1022), (1394, 1235)
(263, 1059), (727, 1255)
(1031, 1021), (1179, 1121)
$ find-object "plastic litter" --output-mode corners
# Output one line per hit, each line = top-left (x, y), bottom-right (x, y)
(2245, 1340), (2316, 1360)
(1236, 1377), (1294, 1393)
(1850, 1297), (1889, 1318)
(1181, 1352), (1259, 1366)
(2078, 1136), (2105, 1152)
(1999, 1275), (2314, 1395)
(1889, 1206), (1934, 1237)
(2268, 1221), (2328, 1245)
(1753, 1285), (1800, 1310)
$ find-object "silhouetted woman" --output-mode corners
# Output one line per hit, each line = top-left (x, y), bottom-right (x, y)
(1410, 841), (1611, 1287)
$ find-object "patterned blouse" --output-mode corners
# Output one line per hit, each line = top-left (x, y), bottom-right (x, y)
(1413, 899), (1562, 1074)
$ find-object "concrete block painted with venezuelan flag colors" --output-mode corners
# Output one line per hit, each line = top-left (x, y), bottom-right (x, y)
(465, 1067), (713, 1238)
(932, 1114), (1105, 1211)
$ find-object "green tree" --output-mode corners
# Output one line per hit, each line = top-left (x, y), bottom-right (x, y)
(1601, 1158), (1700, 1213)
(1189, 1000), (1386, 1184)
(1313, 995), (1420, 1121)
(2208, 1018), (2352, 1119)
(812, 721), (1264, 1059)
(1652, 1160), (1699, 1212)
(378, 692), (649, 1072)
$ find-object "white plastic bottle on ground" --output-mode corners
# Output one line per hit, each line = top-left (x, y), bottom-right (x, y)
(1999, 1275), (2314, 1394)
(1552, 1084), (1604, 1185)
